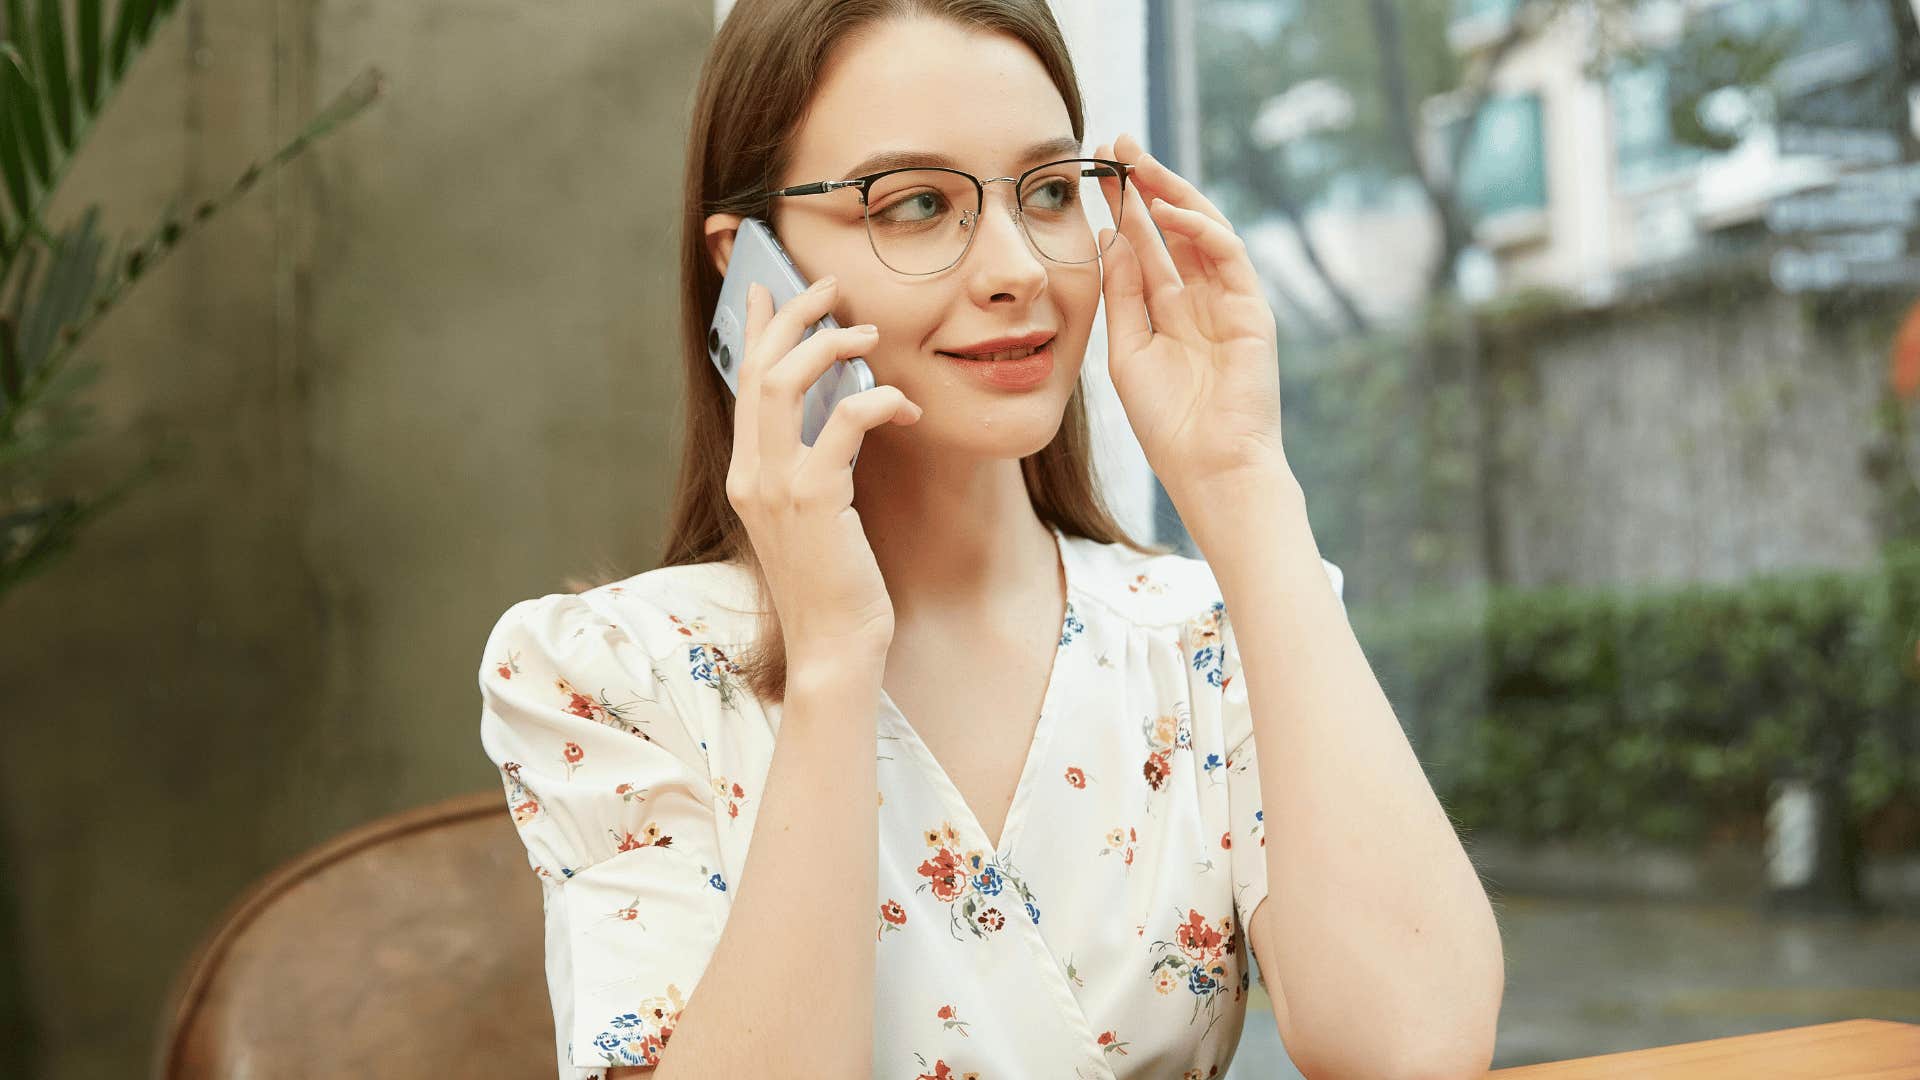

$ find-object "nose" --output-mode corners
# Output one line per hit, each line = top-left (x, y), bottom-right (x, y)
(962, 178), (1049, 280)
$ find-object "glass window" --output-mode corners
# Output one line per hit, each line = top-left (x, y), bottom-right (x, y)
(1455, 93), (1547, 222)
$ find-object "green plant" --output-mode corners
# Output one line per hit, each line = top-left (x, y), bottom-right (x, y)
(1347, 542), (1920, 852)
(0, 0), (384, 603)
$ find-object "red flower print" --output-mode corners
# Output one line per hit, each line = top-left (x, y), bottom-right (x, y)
(563, 741), (584, 764)
(916, 847), (970, 903)
(974, 906), (1006, 932)
(914, 1062), (954, 1080)
(878, 898), (908, 941)
(1098, 1029), (1131, 1055)
(1065, 765), (1087, 789)
(562, 686), (598, 720)
(496, 664), (512, 679)
(1143, 749), (1171, 790)
(936, 1002), (972, 1037)
(731, 781), (745, 799)
(1174, 908), (1227, 960)
(1221, 831), (1232, 849)
(727, 801), (740, 819)
(613, 829), (643, 853)
(1097, 1030), (1114, 1044)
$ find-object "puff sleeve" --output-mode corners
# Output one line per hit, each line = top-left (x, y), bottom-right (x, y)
(477, 591), (729, 1075)
(1219, 558), (1346, 937)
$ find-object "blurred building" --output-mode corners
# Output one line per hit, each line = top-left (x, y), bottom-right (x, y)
(1435, 0), (1919, 303)
(1190, 0), (1920, 328)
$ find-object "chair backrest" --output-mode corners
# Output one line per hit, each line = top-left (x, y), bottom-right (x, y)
(154, 790), (554, 1079)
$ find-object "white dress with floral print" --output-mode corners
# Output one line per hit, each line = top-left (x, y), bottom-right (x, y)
(477, 523), (1345, 1080)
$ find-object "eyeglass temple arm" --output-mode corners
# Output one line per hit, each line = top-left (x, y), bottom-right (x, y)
(766, 179), (865, 198)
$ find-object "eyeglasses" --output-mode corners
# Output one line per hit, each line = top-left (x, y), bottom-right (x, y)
(763, 157), (1134, 276)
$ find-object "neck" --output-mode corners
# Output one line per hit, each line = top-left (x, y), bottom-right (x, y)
(851, 441), (1059, 627)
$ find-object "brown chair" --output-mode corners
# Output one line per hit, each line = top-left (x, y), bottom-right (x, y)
(154, 790), (556, 1079)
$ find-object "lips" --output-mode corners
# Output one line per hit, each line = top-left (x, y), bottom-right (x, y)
(937, 330), (1056, 360)
(941, 343), (1045, 363)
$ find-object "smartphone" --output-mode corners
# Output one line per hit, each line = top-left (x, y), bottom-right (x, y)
(708, 217), (876, 462)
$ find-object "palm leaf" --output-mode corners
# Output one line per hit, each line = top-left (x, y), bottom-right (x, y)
(34, 0), (75, 149)
(0, 0), (186, 263)
(0, 0), (378, 609)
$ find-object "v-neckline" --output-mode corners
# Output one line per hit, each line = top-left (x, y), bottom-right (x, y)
(877, 523), (1078, 860)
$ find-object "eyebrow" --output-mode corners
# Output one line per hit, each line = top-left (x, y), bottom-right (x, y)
(839, 135), (1085, 178)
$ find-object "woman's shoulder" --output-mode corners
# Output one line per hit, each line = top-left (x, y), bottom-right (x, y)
(519, 558), (764, 651)
(1065, 532), (1224, 632)
(1066, 531), (1345, 632)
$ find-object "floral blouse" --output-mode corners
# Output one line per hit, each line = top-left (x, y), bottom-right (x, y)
(477, 522), (1345, 1080)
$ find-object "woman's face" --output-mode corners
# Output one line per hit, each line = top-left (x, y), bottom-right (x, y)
(708, 17), (1101, 461)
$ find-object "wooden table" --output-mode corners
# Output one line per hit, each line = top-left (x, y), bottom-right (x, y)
(1486, 1019), (1920, 1078)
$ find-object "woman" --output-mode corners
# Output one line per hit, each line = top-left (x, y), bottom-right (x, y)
(478, 1), (1504, 1078)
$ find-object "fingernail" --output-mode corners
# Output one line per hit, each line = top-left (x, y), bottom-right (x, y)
(812, 274), (837, 291)
(853, 323), (877, 333)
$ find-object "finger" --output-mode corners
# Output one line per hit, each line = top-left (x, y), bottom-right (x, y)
(1098, 229), (1153, 362)
(1115, 132), (1231, 230)
(1093, 141), (1123, 226)
(1150, 197), (1262, 296)
(746, 276), (840, 385)
(742, 276), (840, 462)
(1107, 148), (1183, 304)
(759, 322), (881, 465)
(731, 282), (772, 464)
(798, 385), (922, 486)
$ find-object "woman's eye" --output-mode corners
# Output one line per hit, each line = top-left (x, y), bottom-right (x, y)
(875, 191), (946, 223)
(1027, 178), (1077, 211)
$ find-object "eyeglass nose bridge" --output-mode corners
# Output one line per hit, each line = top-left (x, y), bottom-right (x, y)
(958, 175), (1029, 236)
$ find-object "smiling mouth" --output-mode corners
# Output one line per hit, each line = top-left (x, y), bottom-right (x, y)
(936, 341), (1052, 363)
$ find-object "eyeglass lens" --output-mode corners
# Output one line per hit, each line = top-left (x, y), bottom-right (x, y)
(861, 159), (1126, 275)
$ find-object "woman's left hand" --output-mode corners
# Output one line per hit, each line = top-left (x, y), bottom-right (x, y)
(1092, 132), (1287, 499)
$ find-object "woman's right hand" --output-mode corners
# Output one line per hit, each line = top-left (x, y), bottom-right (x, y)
(725, 276), (922, 673)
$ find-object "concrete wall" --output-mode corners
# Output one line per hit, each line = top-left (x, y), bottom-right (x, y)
(0, 0), (713, 1074)
(1485, 289), (1895, 590)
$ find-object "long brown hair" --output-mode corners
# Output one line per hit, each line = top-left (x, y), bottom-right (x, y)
(594, 0), (1169, 703)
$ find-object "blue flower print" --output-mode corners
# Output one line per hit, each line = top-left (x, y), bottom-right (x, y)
(1025, 900), (1041, 924)
(710, 873), (727, 892)
(1188, 967), (1219, 996)
(1059, 601), (1086, 646)
(973, 866), (1004, 896)
(1190, 600), (1228, 688)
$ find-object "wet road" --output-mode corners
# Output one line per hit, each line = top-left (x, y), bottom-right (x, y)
(1224, 893), (1920, 1077)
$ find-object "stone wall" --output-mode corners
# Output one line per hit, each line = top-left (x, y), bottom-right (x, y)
(0, 1), (713, 1075)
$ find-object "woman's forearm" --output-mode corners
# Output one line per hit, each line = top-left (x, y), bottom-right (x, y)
(639, 661), (883, 1080)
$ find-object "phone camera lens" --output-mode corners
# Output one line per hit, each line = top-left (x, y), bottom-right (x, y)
(718, 343), (732, 372)
(708, 328), (720, 355)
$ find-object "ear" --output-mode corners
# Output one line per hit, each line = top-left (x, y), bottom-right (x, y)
(704, 213), (743, 277)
